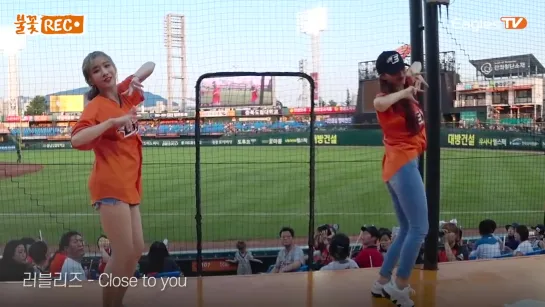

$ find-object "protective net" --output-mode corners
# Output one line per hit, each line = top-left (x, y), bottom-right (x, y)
(0, 0), (543, 268)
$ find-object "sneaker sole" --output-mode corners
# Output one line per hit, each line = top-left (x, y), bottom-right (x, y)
(382, 289), (414, 307)
(371, 291), (384, 298)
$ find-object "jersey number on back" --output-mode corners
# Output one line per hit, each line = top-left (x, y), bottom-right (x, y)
(416, 110), (424, 126)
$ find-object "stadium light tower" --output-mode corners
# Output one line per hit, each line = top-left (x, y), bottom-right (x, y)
(164, 14), (188, 112)
(0, 26), (26, 117)
(297, 7), (327, 105)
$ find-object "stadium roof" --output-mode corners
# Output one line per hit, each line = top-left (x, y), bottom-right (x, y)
(45, 87), (172, 108)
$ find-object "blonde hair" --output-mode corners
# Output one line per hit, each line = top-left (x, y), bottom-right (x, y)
(81, 51), (116, 101)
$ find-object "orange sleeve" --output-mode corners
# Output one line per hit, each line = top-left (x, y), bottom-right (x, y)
(118, 76), (145, 106)
(70, 102), (101, 151)
(49, 253), (66, 275)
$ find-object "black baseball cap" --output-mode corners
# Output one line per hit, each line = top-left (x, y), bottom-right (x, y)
(376, 51), (409, 75)
(361, 225), (380, 238)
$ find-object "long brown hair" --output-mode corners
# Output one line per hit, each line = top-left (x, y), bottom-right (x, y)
(379, 78), (421, 135)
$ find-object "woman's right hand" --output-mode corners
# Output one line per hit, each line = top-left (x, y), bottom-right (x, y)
(109, 107), (137, 129)
(402, 86), (423, 103)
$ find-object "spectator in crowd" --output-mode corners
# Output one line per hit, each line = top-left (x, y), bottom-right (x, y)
(531, 224), (544, 249)
(48, 231), (87, 281)
(438, 222), (469, 262)
(97, 235), (112, 275)
(313, 224), (334, 269)
(378, 229), (392, 257)
(271, 227), (306, 273)
(470, 219), (501, 259)
(20, 237), (36, 263)
(0, 240), (34, 281)
(504, 223), (520, 252)
(513, 225), (534, 256)
(140, 241), (180, 276)
(28, 241), (49, 274)
(225, 241), (262, 275)
(354, 226), (384, 268)
(320, 233), (359, 271)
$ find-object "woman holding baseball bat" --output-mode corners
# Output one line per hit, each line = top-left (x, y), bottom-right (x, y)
(368, 50), (428, 307)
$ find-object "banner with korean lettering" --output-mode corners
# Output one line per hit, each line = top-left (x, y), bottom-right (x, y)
(239, 108), (281, 116)
(17, 129), (545, 151)
(443, 130), (544, 151)
(200, 109), (236, 117)
(288, 106), (356, 115)
(5, 115), (31, 122)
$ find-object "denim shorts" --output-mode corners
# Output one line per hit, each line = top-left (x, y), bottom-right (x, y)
(93, 198), (139, 210)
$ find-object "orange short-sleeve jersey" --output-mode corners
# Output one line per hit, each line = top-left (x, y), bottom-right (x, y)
(375, 78), (426, 182)
(71, 76), (145, 205)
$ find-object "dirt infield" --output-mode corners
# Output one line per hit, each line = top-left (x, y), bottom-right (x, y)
(0, 162), (44, 179)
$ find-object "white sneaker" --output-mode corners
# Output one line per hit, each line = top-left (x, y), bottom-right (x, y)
(382, 280), (416, 307)
(371, 281), (385, 298)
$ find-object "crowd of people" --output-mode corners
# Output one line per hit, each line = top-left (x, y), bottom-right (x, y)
(262, 221), (544, 276)
(0, 231), (182, 282)
(8, 117), (545, 140)
(0, 220), (543, 282)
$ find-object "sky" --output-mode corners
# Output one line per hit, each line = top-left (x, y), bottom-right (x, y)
(0, 0), (543, 107)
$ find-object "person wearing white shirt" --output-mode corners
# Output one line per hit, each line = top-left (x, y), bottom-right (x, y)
(514, 225), (534, 256)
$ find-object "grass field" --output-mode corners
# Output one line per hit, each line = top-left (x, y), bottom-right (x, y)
(0, 146), (544, 247)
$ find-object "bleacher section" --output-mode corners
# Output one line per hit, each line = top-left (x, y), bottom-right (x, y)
(10, 121), (330, 137)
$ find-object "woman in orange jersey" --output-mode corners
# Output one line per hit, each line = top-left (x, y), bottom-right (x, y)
(368, 51), (428, 307)
(71, 51), (154, 307)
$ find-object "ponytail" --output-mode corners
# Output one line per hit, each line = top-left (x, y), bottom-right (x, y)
(87, 86), (99, 101)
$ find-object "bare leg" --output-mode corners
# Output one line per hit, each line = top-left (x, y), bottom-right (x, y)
(99, 203), (135, 307)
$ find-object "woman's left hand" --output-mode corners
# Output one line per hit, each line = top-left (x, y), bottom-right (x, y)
(121, 76), (144, 96)
(414, 75), (428, 91)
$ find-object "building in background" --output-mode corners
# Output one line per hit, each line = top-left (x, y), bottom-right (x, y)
(453, 54), (545, 123)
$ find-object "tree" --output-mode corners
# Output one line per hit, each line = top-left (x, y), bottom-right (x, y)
(328, 100), (337, 107)
(25, 96), (47, 115)
(345, 88), (352, 106)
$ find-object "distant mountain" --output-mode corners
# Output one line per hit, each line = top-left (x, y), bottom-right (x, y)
(45, 87), (172, 108)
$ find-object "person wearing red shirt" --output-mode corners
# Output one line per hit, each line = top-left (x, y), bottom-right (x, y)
(71, 51), (154, 307)
(367, 51), (429, 307)
(97, 235), (112, 274)
(251, 85), (258, 103)
(354, 226), (384, 268)
(212, 82), (221, 105)
(437, 223), (469, 262)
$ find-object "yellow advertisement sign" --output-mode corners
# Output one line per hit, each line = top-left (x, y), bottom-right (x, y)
(49, 95), (84, 112)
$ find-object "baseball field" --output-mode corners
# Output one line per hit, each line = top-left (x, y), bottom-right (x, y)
(0, 145), (543, 250)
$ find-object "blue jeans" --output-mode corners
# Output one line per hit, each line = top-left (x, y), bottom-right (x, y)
(379, 158), (429, 280)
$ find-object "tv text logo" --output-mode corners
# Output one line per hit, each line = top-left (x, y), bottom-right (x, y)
(15, 14), (85, 35)
(500, 17), (528, 30)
